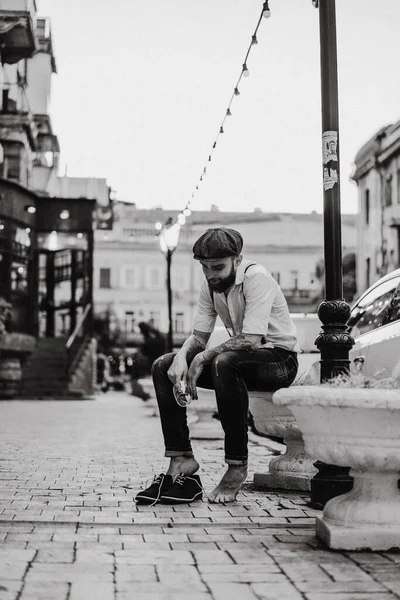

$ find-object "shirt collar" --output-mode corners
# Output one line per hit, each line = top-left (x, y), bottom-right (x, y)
(234, 258), (249, 286)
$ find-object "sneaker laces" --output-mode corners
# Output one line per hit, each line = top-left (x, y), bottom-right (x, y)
(173, 473), (187, 486)
(139, 473), (166, 508)
(172, 473), (209, 499)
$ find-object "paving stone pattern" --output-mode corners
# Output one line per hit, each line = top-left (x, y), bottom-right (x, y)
(0, 392), (399, 599)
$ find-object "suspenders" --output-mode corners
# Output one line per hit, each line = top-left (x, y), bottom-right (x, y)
(210, 262), (257, 337)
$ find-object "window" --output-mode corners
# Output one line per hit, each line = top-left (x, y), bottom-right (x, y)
(149, 311), (160, 329)
(124, 311), (136, 333)
(11, 261), (28, 292)
(397, 169), (400, 204)
(382, 282), (400, 326)
(385, 175), (393, 207)
(174, 312), (185, 334)
(172, 268), (189, 292)
(123, 266), (140, 289)
(290, 270), (299, 290)
(145, 266), (163, 290)
(4, 155), (20, 181)
(365, 189), (370, 225)
(366, 257), (370, 289)
(347, 276), (400, 337)
(99, 267), (111, 289)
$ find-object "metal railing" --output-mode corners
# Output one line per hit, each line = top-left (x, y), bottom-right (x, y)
(66, 303), (91, 377)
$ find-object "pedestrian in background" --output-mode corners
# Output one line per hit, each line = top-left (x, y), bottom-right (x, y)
(130, 321), (166, 400)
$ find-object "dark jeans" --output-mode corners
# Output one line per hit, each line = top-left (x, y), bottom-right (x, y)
(152, 347), (298, 466)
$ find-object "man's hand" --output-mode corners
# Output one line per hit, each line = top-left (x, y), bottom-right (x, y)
(167, 353), (188, 386)
(186, 352), (205, 400)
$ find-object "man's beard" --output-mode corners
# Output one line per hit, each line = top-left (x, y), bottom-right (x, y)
(208, 263), (236, 293)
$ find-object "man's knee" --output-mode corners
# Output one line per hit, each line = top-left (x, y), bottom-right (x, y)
(211, 351), (237, 378)
(151, 352), (175, 377)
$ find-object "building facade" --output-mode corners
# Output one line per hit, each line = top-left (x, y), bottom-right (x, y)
(93, 203), (356, 345)
(352, 120), (400, 294)
(0, 1), (108, 397)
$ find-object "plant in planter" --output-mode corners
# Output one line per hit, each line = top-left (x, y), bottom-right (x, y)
(273, 371), (400, 551)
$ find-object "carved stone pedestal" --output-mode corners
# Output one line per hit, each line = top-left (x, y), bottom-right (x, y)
(249, 391), (317, 491)
(274, 385), (400, 551)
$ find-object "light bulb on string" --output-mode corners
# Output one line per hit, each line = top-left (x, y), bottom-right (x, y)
(242, 63), (250, 77)
(155, 222), (162, 231)
(208, 155), (212, 162)
(251, 34), (258, 45)
(177, 213), (186, 226)
(262, 1), (271, 18)
(234, 87), (240, 96)
(226, 108), (232, 116)
(183, 208), (191, 217)
(213, 142), (217, 148)
(220, 126), (224, 134)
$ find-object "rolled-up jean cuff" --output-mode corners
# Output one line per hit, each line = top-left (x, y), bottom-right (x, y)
(226, 458), (248, 466)
(165, 450), (194, 458)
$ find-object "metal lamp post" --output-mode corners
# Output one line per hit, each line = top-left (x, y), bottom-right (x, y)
(158, 220), (181, 353)
(311, 0), (355, 509)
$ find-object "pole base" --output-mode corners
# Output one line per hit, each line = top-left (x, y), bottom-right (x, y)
(310, 462), (353, 510)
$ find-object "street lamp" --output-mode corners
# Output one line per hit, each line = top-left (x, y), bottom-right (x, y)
(158, 219), (181, 353)
(312, 0), (355, 508)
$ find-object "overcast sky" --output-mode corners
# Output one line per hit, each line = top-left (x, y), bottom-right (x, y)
(38, 0), (400, 215)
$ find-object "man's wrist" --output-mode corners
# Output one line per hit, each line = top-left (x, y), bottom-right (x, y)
(193, 351), (205, 365)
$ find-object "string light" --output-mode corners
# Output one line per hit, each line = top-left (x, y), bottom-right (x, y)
(262, 1), (271, 18)
(154, 0), (272, 237)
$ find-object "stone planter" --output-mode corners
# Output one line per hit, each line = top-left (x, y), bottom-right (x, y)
(0, 333), (36, 399)
(274, 385), (400, 551)
(249, 391), (317, 491)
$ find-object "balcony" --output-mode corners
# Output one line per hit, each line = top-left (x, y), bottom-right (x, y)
(0, 0), (36, 64)
(0, 112), (37, 150)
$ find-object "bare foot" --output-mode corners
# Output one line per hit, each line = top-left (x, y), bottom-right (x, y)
(166, 456), (200, 478)
(208, 465), (248, 503)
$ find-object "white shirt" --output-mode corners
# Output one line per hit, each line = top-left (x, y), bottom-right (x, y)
(193, 259), (300, 353)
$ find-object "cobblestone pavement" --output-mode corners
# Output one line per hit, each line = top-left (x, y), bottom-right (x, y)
(0, 391), (399, 600)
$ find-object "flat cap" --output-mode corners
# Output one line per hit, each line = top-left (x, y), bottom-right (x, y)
(193, 227), (243, 260)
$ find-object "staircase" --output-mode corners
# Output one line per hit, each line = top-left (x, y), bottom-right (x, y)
(19, 304), (95, 399)
(19, 336), (94, 399)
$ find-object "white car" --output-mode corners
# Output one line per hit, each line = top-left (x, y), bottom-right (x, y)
(347, 268), (400, 380)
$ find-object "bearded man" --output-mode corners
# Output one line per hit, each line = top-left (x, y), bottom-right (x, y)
(136, 227), (299, 505)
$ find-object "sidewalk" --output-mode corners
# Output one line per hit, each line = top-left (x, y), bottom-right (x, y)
(0, 390), (399, 600)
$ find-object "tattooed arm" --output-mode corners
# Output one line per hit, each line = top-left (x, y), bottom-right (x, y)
(201, 333), (263, 364)
(186, 333), (263, 399)
(167, 330), (211, 386)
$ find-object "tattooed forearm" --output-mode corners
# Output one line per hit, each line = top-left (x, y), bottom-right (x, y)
(180, 334), (206, 362)
(201, 334), (253, 365)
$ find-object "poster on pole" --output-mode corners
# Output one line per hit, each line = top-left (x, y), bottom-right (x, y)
(322, 130), (338, 191)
